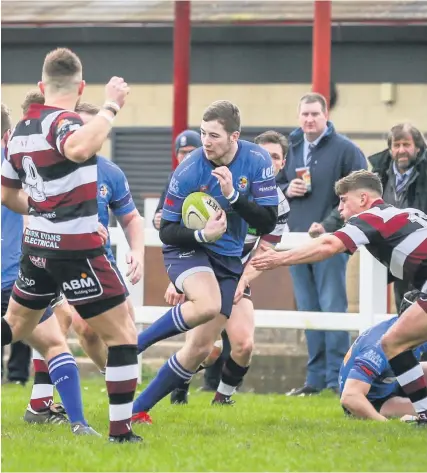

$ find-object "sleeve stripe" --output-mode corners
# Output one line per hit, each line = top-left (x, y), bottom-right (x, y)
(1, 175), (22, 188)
(336, 223), (370, 248)
(334, 230), (358, 254)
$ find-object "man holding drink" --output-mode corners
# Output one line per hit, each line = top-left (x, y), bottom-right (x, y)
(281, 92), (366, 396)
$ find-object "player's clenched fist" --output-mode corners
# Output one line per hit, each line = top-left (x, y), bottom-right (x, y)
(105, 76), (130, 109)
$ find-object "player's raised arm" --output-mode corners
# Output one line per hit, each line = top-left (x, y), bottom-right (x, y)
(61, 77), (129, 163)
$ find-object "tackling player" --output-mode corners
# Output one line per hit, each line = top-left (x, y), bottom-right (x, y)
(252, 169), (427, 426)
(131, 100), (279, 421)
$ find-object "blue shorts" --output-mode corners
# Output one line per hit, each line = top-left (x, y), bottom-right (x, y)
(1, 287), (53, 323)
(163, 246), (243, 318)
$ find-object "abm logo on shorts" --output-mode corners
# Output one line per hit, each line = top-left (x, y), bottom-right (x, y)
(63, 273), (96, 292)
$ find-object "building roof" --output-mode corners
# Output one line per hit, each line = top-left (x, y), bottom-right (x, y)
(2, 0), (427, 25)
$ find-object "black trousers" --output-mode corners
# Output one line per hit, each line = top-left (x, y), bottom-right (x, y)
(1, 288), (31, 383)
(203, 330), (231, 390)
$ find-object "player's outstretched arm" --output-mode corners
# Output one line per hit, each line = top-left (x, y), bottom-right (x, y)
(341, 378), (387, 421)
(252, 234), (346, 270)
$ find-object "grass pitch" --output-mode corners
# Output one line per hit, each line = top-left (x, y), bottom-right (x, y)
(1, 378), (425, 472)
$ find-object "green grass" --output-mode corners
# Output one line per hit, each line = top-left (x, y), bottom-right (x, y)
(1, 378), (425, 472)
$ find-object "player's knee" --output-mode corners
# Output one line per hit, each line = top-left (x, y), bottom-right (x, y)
(78, 324), (100, 345)
(233, 337), (254, 360)
(193, 298), (221, 323)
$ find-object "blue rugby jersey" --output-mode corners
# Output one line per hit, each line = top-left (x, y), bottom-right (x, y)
(162, 140), (278, 256)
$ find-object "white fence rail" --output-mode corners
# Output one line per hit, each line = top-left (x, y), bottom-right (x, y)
(109, 218), (393, 337)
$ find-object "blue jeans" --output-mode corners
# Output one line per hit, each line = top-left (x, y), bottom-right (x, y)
(289, 253), (350, 390)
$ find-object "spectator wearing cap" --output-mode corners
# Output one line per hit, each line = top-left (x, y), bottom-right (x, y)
(152, 130), (202, 229)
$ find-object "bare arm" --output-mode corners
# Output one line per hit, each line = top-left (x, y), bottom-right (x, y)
(64, 76), (130, 163)
(1, 187), (29, 215)
(63, 113), (115, 163)
(340, 378), (388, 421)
(117, 210), (144, 285)
(252, 234), (347, 271)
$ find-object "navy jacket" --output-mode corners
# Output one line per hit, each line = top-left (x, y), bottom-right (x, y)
(279, 122), (367, 232)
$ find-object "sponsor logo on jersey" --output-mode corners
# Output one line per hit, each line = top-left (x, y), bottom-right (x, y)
(262, 165), (275, 180)
(169, 176), (179, 194)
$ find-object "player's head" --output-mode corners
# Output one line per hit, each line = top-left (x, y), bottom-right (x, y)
(1, 103), (12, 145)
(75, 102), (100, 124)
(298, 92), (328, 139)
(175, 130), (202, 164)
(254, 130), (288, 176)
(21, 90), (45, 114)
(201, 100), (240, 162)
(387, 123), (425, 173)
(39, 48), (85, 103)
(335, 170), (383, 221)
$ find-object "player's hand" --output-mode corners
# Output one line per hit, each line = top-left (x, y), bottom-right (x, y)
(233, 277), (248, 304)
(164, 282), (185, 305)
(308, 222), (326, 238)
(105, 76), (130, 109)
(286, 178), (307, 198)
(251, 243), (284, 270)
(97, 223), (109, 245)
(125, 250), (143, 285)
(211, 166), (234, 198)
(153, 211), (162, 230)
(203, 210), (227, 242)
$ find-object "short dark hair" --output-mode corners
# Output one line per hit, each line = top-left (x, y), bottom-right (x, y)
(1, 103), (12, 137)
(202, 100), (241, 134)
(387, 123), (426, 150)
(335, 170), (383, 196)
(299, 92), (328, 114)
(75, 102), (100, 115)
(42, 48), (83, 91)
(21, 90), (45, 114)
(254, 130), (289, 159)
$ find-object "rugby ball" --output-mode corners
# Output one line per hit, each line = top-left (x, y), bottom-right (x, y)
(182, 192), (222, 230)
(201, 338), (223, 368)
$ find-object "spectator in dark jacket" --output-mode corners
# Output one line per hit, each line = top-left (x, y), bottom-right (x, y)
(152, 130), (202, 229)
(368, 123), (427, 311)
(282, 92), (367, 396)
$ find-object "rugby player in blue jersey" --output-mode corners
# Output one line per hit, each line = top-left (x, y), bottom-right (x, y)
(340, 290), (427, 421)
(132, 101), (279, 421)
